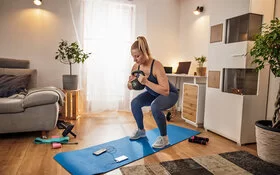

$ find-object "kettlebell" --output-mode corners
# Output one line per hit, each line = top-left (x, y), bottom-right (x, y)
(131, 70), (145, 90)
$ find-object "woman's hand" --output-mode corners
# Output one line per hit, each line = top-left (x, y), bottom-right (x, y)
(138, 74), (148, 85)
(127, 75), (136, 90)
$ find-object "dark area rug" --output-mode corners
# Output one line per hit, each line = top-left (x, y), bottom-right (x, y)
(120, 151), (280, 175)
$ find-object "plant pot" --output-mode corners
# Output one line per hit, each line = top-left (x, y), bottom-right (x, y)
(196, 67), (206, 76)
(63, 75), (78, 90)
(255, 120), (280, 166)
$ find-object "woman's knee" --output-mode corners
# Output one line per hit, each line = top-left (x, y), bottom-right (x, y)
(131, 98), (142, 109)
(151, 101), (161, 114)
(151, 102), (165, 122)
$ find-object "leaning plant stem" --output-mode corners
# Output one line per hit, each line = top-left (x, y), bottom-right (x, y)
(272, 82), (280, 128)
(70, 63), (72, 75)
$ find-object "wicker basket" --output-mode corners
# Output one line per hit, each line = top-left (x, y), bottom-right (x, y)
(255, 120), (280, 166)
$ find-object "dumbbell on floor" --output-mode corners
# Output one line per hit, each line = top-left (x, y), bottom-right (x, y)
(58, 122), (77, 138)
(188, 136), (209, 145)
(193, 136), (209, 142)
(188, 138), (207, 145)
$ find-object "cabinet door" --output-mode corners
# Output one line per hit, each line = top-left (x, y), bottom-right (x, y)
(182, 84), (198, 122)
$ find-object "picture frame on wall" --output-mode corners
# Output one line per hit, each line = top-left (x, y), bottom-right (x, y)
(210, 23), (223, 43)
(208, 70), (220, 89)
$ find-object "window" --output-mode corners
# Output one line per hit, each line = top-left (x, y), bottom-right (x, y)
(83, 0), (135, 112)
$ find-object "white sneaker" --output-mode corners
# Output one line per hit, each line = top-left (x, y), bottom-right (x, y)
(130, 129), (146, 140)
(152, 136), (170, 148)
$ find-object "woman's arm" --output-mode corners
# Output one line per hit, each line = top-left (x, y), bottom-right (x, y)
(139, 60), (169, 96)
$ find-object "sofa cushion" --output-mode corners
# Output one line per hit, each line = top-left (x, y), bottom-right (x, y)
(0, 68), (37, 89)
(0, 98), (24, 113)
(23, 91), (59, 108)
(0, 58), (30, 69)
(0, 74), (31, 98)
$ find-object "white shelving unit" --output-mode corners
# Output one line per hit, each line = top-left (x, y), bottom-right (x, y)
(204, 0), (274, 145)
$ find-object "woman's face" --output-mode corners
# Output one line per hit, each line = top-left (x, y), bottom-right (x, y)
(131, 49), (147, 64)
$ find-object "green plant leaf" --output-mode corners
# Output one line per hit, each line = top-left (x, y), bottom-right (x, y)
(55, 39), (92, 75)
(194, 55), (207, 66)
(250, 18), (280, 77)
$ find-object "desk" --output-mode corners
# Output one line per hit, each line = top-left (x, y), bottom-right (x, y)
(167, 74), (207, 127)
(166, 74), (207, 85)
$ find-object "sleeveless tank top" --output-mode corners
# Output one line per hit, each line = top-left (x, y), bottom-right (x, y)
(138, 59), (178, 96)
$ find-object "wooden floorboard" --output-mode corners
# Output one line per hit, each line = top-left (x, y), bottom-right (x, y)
(0, 111), (257, 175)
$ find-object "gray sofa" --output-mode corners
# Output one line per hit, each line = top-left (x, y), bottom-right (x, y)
(0, 58), (64, 135)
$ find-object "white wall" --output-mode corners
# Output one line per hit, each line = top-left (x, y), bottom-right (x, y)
(179, 0), (210, 75)
(250, 0), (275, 23)
(0, 0), (180, 88)
(0, 0), (80, 88)
(134, 0), (147, 37)
(145, 0), (180, 71)
(135, 0), (210, 75)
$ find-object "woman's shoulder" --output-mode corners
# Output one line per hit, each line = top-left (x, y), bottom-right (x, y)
(153, 59), (163, 68)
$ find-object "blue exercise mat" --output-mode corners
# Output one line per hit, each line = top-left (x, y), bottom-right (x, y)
(54, 124), (199, 175)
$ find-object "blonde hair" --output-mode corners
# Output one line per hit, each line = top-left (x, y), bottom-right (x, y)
(131, 36), (151, 57)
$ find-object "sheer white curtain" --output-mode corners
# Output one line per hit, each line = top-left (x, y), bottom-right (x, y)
(83, 0), (135, 112)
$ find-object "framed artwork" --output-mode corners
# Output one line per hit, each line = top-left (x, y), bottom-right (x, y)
(210, 23), (223, 43)
(208, 71), (220, 88)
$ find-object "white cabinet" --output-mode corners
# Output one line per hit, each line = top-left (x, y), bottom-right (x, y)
(181, 83), (206, 127)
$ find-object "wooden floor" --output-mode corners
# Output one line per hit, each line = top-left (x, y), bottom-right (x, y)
(0, 111), (257, 175)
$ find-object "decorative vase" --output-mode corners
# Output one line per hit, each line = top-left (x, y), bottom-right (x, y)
(255, 120), (280, 166)
(196, 67), (206, 76)
(63, 75), (78, 90)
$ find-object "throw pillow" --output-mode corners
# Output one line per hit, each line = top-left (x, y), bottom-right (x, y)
(0, 74), (31, 97)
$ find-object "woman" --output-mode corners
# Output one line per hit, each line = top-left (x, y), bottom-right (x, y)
(127, 36), (178, 148)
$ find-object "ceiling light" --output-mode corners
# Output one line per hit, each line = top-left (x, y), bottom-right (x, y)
(193, 6), (203, 15)
(33, 0), (42, 6)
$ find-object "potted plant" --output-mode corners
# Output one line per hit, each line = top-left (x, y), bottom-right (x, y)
(250, 18), (280, 166)
(55, 40), (91, 90)
(195, 55), (207, 76)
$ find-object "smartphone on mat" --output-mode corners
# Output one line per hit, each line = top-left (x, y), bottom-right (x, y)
(114, 155), (128, 162)
(93, 148), (107, 156)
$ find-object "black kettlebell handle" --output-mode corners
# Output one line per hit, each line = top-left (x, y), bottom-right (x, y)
(131, 70), (145, 77)
(130, 70), (145, 90)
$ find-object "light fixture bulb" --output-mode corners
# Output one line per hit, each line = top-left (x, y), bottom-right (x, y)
(193, 6), (203, 15)
(34, 0), (42, 6)
(193, 10), (200, 15)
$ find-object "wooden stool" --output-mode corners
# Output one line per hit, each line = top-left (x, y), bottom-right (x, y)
(61, 90), (80, 120)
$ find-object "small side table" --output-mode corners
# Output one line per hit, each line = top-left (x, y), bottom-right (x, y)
(61, 90), (80, 120)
